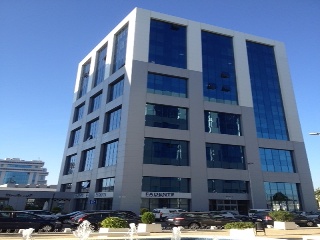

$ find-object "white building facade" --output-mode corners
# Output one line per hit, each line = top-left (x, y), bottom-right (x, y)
(57, 8), (316, 214)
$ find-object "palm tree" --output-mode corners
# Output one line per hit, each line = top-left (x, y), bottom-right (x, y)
(273, 192), (290, 210)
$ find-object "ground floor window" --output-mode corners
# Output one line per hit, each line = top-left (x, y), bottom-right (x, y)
(141, 198), (190, 211)
(75, 198), (87, 210)
(264, 182), (300, 211)
(95, 198), (113, 210)
(209, 199), (248, 215)
(0, 198), (9, 210)
(25, 198), (49, 210)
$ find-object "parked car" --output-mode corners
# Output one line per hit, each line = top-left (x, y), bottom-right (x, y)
(252, 212), (319, 227)
(70, 210), (140, 231)
(0, 211), (62, 232)
(248, 209), (271, 217)
(165, 212), (241, 229)
(55, 211), (84, 223)
(23, 210), (57, 219)
(210, 211), (250, 221)
(152, 208), (186, 221)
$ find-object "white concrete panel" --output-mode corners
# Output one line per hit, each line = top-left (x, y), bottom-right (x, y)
(274, 43), (304, 142)
(233, 32), (253, 107)
(187, 21), (202, 71)
(131, 8), (150, 62)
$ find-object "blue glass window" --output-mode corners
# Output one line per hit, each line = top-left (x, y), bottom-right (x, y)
(64, 154), (77, 175)
(149, 20), (186, 68)
(202, 31), (238, 104)
(88, 92), (102, 114)
(206, 143), (245, 169)
(247, 41), (288, 140)
(145, 103), (188, 130)
(144, 138), (189, 166)
(69, 128), (81, 147)
(208, 179), (247, 193)
(100, 140), (118, 167)
(106, 107), (121, 132)
(142, 177), (190, 193)
(97, 177), (115, 192)
(73, 103), (85, 122)
(3, 172), (29, 184)
(112, 25), (128, 73)
(147, 73), (187, 97)
(85, 119), (99, 141)
(80, 148), (95, 171)
(77, 180), (90, 193)
(260, 148), (295, 173)
(264, 182), (300, 211)
(204, 111), (241, 135)
(78, 61), (91, 99)
(94, 45), (107, 87)
(108, 77), (124, 102)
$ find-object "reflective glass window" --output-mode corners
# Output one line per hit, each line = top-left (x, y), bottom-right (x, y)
(204, 111), (241, 135)
(100, 140), (118, 167)
(260, 148), (295, 173)
(145, 103), (188, 130)
(97, 177), (115, 192)
(3, 172), (29, 184)
(206, 143), (245, 169)
(69, 128), (81, 147)
(64, 154), (77, 175)
(149, 19), (186, 68)
(78, 61), (91, 99)
(77, 180), (90, 193)
(108, 76), (124, 102)
(80, 148), (95, 171)
(73, 103), (85, 123)
(144, 138), (189, 166)
(88, 92), (102, 114)
(85, 118), (99, 141)
(264, 182), (300, 211)
(142, 177), (190, 193)
(147, 73), (187, 97)
(247, 41), (288, 140)
(94, 45), (107, 87)
(112, 25), (128, 73)
(208, 179), (247, 193)
(105, 107), (121, 132)
(202, 31), (238, 104)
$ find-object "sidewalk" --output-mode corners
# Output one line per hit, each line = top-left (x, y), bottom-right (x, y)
(2, 227), (320, 239)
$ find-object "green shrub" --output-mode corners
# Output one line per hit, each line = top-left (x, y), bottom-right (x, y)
(141, 211), (155, 224)
(100, 217), (129, 228)
(224, 222), (255, 229)
(2, 205), (14, 211)
(52, 207), (62, 213)
(269, 210), (294, 222)
(140, 208), (149, 215)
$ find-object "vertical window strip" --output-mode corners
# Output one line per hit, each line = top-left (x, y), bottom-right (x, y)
(94, 45), (107, 87)
(112, 26), (128, 73)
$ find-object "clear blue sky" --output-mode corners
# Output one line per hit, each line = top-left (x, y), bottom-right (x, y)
(1, 0), (319, 187)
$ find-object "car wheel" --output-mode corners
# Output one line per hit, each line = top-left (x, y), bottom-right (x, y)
(306, 221), (314, 227)
(188, 222), (200, 229)
(40, 224), (53, 232)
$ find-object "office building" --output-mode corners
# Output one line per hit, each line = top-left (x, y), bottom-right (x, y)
(0, 158), (48, 185)
(57, 8), (316, 214)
